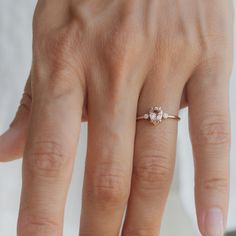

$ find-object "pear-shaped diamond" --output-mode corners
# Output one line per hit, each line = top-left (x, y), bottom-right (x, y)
(149, 112), (157, 121)
(156, 114), (162, 121)
(156, 110), (163, 121)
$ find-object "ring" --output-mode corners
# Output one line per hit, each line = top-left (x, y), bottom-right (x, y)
(137, 106), (180, 126)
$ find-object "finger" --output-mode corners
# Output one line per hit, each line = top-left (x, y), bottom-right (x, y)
(188, 63), (232, 236)
(17, 78), (84, 236)
(0, 78), (31, 162)
(79, 85), (138, 235)
(122, 78), (183, 235)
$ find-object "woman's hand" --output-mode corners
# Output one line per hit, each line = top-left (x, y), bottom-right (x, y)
(0, 0), (234, 235)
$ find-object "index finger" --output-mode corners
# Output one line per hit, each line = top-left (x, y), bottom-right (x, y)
(17, 78), (84, 236)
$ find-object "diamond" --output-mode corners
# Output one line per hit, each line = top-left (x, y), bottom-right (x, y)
(144, 114), (149, 119)
(156, 114), (163, 121)
(149, 112), (157, 121)
(163, 113), (168, 119)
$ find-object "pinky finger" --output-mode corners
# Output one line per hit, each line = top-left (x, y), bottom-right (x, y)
(188, 65), (231, 236)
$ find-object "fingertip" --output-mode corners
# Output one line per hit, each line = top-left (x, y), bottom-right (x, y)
(205, 208), (224, 236)
(0, 126), (25, 162)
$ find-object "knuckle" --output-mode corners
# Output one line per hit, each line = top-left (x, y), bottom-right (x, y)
(18, 213), (58, 235)
(202, 31), (232, 50)
(19, 93), (32, 113)
(36, 23), (80, 63)
(200, 53), (233, 83)
(197, 116), (231, 145)
(157, 32), (186, 53)
(86, 163), (129, 208)
(10, 93), (32, 128)
(134, 152), (173, 190)
(99, 23), (144, 89)
(200, 37), (233, 78)
(200, 177), (229, 193)
(154, 33), (201, 75)
(27, 140), (69, 175)
(123, 228), (156, 236)
(33, 24), (84, 97)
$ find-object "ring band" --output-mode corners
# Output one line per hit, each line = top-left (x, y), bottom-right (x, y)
(137, 106), (180, 126)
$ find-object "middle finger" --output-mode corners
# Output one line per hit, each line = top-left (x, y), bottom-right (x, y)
(79, 82), (140, 235)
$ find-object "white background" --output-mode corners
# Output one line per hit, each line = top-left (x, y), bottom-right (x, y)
(0, 1), (235, 235)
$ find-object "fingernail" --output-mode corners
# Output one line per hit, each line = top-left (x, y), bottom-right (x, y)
(204, 208), (224, 236)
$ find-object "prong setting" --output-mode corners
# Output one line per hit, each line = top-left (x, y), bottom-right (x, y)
(148, 107), (164, 125)
(163, 112), (169, 119)
(137, 106), (180, 125)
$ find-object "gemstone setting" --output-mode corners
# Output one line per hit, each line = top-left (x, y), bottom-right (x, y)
(149, 112), (157, 122)
(144, 114), (149, 119)
(147, 107), (164, 125)
(163, 112), (169, 119)
(137, 106), (180, 125)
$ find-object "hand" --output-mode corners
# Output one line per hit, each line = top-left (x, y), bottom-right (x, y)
(0, 0), (233, 235)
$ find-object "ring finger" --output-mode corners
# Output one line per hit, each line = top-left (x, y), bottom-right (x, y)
(122, 72), (188, 235)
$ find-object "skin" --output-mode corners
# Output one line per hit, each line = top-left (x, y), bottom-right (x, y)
(0, 0), (234, 235)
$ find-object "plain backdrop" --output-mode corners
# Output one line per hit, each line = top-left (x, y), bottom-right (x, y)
(0, 1), (235, 235)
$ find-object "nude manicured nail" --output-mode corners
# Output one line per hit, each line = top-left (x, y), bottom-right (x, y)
(204, 208), (224, 236)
